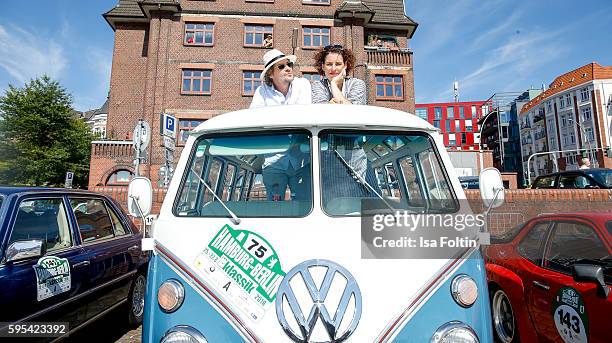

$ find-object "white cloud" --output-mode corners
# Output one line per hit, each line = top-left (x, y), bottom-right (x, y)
(0, 24), (67, 84)
(85, 48), (112, 94)
(424, 27), (568, 102)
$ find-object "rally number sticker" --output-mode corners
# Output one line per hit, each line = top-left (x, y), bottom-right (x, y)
(33, 256), (71, 301)
(552, 287), (588, 343)
(193, 225), (285, 322)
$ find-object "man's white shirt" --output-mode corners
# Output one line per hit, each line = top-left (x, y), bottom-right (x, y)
(250, 77), (312, 108)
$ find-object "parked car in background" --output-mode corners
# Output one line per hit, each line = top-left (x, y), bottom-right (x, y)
(0, 187), (149, 341)
(484, 213), (611, 343)
(459, 176), (480, 189)
(531, 168), (612, 189)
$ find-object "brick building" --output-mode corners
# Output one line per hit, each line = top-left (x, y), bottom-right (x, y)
(415, 101), (489, 150)
(89, 0), (418, 190)
(518, 62), (612, 181)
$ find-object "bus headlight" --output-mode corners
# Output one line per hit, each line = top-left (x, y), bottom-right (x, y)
(431, 321), (479, 343)
(451, 274), (478, 307)
(158, 279), (185, 313)
(161, 325), (207, 343)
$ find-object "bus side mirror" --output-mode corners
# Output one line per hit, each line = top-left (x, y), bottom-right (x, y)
(479, 167), (504, 209)
(128, 177), (153, 218)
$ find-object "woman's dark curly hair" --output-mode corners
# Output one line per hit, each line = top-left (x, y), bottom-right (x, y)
(313, 46), (356, 76)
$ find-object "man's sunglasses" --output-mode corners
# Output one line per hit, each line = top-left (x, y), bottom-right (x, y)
(324, 44), (344, 51)
(277, 62), (294, 70)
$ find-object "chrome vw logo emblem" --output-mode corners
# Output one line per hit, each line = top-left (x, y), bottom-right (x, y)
(275, 259), (362, 342)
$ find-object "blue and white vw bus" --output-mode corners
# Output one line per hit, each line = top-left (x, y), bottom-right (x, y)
(131, 104), (498, 342)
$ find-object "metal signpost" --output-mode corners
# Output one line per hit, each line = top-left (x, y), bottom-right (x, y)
(133, 120), (151, 177)
(64, 172), (74, 189)
(160, 113), (177, 187)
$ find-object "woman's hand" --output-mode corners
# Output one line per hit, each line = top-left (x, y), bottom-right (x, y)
(331, 68), (346, 88)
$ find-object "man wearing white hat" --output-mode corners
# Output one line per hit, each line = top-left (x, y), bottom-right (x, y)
(250, 49), (312, 201)
(250, 49), (312, 108)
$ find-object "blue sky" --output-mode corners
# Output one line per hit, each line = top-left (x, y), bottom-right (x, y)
(0, 1), (610, 111)
(0, 1), (116, 111)
(406, 0), (612, 103)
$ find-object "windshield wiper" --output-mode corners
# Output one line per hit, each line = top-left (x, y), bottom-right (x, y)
(334, 149), (397, 213)
(190, 167), (241, 225)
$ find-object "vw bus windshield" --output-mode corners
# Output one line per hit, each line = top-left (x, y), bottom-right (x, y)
(175, 132), (312, 217)
(319, 131), (458, 216)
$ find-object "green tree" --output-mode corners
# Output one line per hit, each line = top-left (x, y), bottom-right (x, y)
(0, 76), (94, 187)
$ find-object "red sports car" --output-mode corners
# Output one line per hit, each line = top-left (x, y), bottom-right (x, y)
(484, 213), (611, 343)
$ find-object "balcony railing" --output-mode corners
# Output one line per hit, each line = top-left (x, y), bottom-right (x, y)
(366, 48), (412, 66)
(91, 140), (133, 159)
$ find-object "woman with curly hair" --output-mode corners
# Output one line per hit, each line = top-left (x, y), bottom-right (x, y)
(311, 45), (366, 105)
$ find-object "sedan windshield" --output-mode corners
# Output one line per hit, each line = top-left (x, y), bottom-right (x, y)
(586, 169), (612, 188)
(319, 131), (457, 215)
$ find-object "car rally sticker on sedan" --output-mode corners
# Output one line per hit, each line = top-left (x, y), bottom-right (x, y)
(33, 256), (71, 301)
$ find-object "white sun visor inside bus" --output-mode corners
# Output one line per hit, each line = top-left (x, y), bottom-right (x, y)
(206, 135), (294, 156)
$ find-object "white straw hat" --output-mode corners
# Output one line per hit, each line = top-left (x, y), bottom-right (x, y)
(260, 49), (297, 80)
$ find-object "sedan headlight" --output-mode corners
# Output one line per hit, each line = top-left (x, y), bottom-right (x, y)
(431, 321), (479, 343)
(451, 274), (478, 307)
(158, 279), (185, 313)
(161, 325), (207, 343)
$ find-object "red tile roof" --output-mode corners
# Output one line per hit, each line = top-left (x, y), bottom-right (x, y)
(520, 62), (612, 114)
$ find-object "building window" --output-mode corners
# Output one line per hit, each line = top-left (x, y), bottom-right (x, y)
(445, 120), (451, 132)
(449, 134), (456, 146)
(565, 93), (572, 107)
(569, 131), (575, 144)
(107, 170), (133, 186)
(182, 69), (212, 95)
(581, 106), (592, 121)
(459, 106), (465, 118)
(584, 127), (594, 142)
(184, 23), (214, 46)
(303, 27), (330, 48)
(302, 72), (323, 83)
(434, 107), (442, 119)
(446, 106), (454, 119)
(482, 105), (489, 115)
(302, 0), (331, 4)
(559, 96), (565, 109)
(471, 105), (477, 116)
(375, 75), (403, 100)
(433, 120), (440, 129)
(244, 25), (274, 48)
(179, 119), (206, 144)
(415, 108), (428, 120)
(461, 133), (467, 145)
(561, 114), (566, 127)
(242, 71), (262, 96)
(547, 101), (552, 112)
(465, 120), (473, 132)
(580, 87), (590, 102)
(455, 120), (461, 132)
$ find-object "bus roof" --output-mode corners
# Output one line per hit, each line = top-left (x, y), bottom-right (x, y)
(191, 104), (436, 135)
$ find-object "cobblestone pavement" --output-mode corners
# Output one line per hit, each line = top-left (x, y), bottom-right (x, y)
(63, 305), (142, 343)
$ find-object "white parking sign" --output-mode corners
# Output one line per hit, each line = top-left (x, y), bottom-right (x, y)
(161, 113), (176, 137)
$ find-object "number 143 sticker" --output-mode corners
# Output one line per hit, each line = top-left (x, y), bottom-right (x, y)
(552, 287), (588, 343)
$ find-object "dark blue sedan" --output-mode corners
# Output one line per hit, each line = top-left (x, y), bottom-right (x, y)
(0, 187), (149, 340)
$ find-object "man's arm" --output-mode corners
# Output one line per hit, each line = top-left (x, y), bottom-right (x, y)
(296, 78), (312, 105)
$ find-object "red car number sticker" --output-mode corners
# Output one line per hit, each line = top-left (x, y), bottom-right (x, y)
(552, 286), (589, 343)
